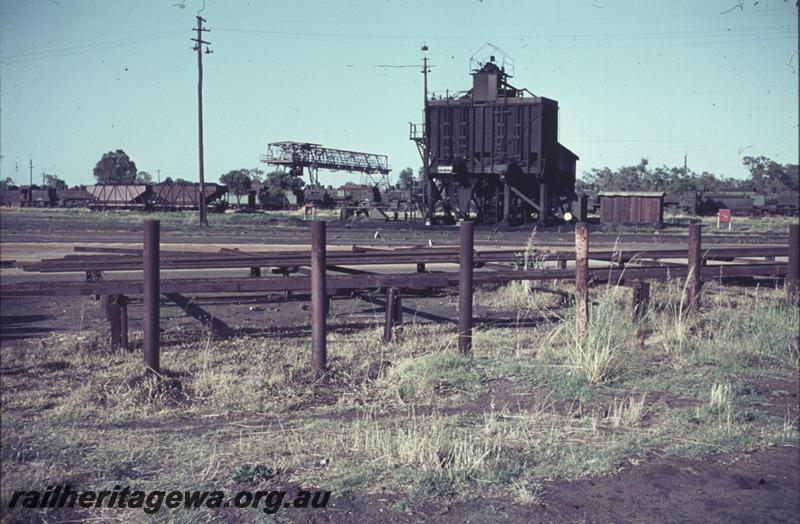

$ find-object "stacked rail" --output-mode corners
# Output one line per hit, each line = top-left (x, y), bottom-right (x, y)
(1, 222), (797, 377)
(12, 244), (789, 276)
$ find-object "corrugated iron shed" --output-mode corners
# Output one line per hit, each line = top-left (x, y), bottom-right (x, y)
(598, 191), (665, 198)
(598, 191), (665, 224)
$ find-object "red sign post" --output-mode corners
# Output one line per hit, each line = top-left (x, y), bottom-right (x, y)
(717, 209), (732, 230)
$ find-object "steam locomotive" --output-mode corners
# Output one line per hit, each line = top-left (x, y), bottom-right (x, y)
(693, 191), (799, 216)
(579, 189), (799, 217)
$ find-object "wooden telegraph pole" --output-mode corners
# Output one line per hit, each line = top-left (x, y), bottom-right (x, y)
(192, 16), (212, 228)
(421, 45), (432, 226)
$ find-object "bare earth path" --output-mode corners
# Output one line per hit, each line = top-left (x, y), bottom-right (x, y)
(321, 446), (799, 523)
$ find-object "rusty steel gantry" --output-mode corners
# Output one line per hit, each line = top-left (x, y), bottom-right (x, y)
(260, 141), (391, 187)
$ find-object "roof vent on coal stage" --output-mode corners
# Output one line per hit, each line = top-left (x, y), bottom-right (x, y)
(469, 43), (518, 102)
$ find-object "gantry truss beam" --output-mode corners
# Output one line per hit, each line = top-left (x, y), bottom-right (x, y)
(260, 141), (390, 175)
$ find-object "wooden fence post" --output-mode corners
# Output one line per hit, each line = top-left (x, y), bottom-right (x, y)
(786, 224), (800, 304)
(383, 287), (398, 342)
(575, 222), (589, 340)
(143, 220), (160, 374)
(632, 280), (650, 321)
(458, 221), (474, 355)
(117, 295), (129, 350)
(394, 290), (403, 325)
(788, 223), (799, 303)
(687, 223), (702, 314)
(108, 296), (121, 349)
(311, 221), (327, 375)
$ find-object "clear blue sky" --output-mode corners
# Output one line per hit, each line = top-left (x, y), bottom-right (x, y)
(1, 0), (797, 188)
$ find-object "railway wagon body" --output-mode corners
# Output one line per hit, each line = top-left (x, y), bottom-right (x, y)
(302, 187), (332, 207)
(764, 191), (799, 215)
(151, 183), (227, 211)
(301, 184), (381, 208)
(383, 187), (419, 212)
(1, 187), (23, 206)
(257, 189), (299, 210)
(331, 184), (380, 205)
(248, 183), (300, 210)
(419, 57), (578, 225)
(662, 193), (697, 215)
(85, 184), (151, 210)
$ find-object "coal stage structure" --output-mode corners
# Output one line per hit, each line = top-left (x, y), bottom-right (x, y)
(411, 49), (578, 226)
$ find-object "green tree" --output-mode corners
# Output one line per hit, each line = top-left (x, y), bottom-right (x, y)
(174, 178), (194, 185)
(0, 177), (15, 190)
(398, 167), (415, 189)
(135, 171), (152, 184)
(577, 158), (740, 196)
(93, 149), (138, 184)
(248, 168), (265, 184)
(742, 156), (799, 193)
(219, 169), (252, 205)
(265, 169), (305, 195)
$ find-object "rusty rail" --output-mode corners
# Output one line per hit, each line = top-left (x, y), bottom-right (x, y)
(1, 223), (795, 375)
(17, 245), (790, 274)
(1, 263), (787, 298)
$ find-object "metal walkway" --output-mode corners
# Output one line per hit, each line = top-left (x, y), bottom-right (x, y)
(260, 141), (390, 186)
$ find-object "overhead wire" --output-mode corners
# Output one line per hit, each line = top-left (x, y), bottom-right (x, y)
(213, 24), (793, 42)
(1, 21), (793, 65)
(239, 8), (793, 28)
(215, 25), (791, 41)
(0, 30), (184, 64)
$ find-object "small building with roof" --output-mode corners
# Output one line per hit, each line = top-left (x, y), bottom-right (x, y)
(598, 191), (665, 225)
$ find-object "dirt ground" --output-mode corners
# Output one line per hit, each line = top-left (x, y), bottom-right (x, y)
(311, 446), (800, 524)
(1, 208), (798, 523)
(0, 206), (792, 246)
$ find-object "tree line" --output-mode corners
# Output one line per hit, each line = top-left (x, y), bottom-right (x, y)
(218, 168), (305, 205)
(5, 150), (793, 200)
(1, 149), (422, 194)
(577, 156), (799, 195)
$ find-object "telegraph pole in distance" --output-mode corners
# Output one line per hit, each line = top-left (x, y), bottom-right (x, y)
(192, 15), (212, 228)
(28, 159), (33, 204)
(421, 44), (432, 226)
